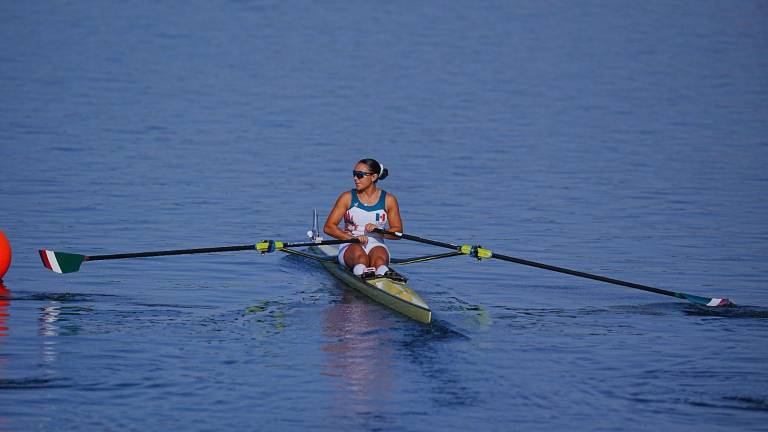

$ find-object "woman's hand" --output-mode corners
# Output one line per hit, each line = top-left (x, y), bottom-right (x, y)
(364, 223), (378, 233)
(356, 235), (369, 246)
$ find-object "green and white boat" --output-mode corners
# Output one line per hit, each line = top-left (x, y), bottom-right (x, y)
(308, 241), (431, 324)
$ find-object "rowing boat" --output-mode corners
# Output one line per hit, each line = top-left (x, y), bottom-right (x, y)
(38, 213), (734, 320)
(308, 242), (431, 324)
(303, 210), (431, 324)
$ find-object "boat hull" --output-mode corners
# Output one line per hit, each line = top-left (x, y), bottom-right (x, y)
(310, 244), (432, 324)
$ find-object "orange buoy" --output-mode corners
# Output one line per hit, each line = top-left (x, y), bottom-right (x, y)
(0, 231), (11, 279)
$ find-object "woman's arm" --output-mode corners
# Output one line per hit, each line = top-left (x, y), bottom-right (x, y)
(383, 193), (403, 239)
(324, 192), (355, 240)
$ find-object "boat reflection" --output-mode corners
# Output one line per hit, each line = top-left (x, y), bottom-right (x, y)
(322, 288), (394, 405)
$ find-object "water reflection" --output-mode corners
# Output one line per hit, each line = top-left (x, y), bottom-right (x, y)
(322, 290), (394, 407)
(39, 302), (61, 365)
(0, 283), (9, 430)
(0, 282), (9, 338)
(39, 303), (61, 337)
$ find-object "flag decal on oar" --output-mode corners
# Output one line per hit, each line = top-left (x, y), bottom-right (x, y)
(680, 293), (733, 307)
(39, 250), (86, 274)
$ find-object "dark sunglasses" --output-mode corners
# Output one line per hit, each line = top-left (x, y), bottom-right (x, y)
(353, 170), (375, 179)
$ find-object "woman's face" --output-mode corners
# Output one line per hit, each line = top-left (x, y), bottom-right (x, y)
(353, 162), (378, 190)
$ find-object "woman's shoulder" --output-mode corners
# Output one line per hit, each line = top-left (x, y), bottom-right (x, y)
(333, 190), (351, 203)
(384, 191), (398, 206)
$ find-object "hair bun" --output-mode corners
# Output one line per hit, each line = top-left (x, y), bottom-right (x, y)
(357, 158), (388, 182)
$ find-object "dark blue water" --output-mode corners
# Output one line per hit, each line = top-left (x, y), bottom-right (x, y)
(2, 1), (767, 430)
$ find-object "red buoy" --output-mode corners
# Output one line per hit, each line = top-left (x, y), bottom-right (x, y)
(0, 231), (11, 279)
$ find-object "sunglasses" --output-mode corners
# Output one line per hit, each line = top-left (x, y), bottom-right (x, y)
(353, 170), (375, 179)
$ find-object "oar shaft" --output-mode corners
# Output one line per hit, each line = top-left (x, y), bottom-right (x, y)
(374, 228), (732, 306)
(284, 239), (359, 248)
(489, 252), (677, 299)
(372, 229), (460, 250)
(86, 245), (256, 261)
(85, 239), (358, 261)
(40, 237), (363, 274)
(375, 228), (673, 296)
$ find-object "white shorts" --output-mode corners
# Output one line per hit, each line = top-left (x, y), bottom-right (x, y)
(338, 237), (389, 267)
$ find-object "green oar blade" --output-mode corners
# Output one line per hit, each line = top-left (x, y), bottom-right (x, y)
(39, 250), (86, 274)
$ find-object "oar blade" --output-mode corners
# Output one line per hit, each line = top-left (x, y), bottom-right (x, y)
(679, 292), (734, 307)
(39, 250), (85, 274)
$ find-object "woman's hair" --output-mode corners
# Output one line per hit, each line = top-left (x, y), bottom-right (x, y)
(358, 158), (388, 181)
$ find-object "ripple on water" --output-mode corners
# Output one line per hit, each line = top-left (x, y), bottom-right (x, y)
(9, 292), (115, 302)
(0, 377), (71, 390)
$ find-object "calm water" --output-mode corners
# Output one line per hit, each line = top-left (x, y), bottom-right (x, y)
(2, 1), (767, 430)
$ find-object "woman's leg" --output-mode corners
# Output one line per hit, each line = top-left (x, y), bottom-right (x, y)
(367, 246), (390, 269)
(343, 244), (370, 268)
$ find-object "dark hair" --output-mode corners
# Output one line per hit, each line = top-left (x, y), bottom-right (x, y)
(358, 158), (388, 181)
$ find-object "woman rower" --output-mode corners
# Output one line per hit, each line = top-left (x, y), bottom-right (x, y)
(324, 158), (403, 280)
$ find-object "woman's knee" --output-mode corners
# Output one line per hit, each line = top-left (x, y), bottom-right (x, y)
(368, 247), (390, 267)
(344, 245), (369, 267)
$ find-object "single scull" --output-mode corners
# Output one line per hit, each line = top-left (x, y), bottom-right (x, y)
(38, 211), (735, 325)
(307, 242), (431, 323)
(303, 210), (431, 323)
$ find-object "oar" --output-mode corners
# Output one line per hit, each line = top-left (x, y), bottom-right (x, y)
(39, 238), (358, 274)
(373, 228), (733, 307)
